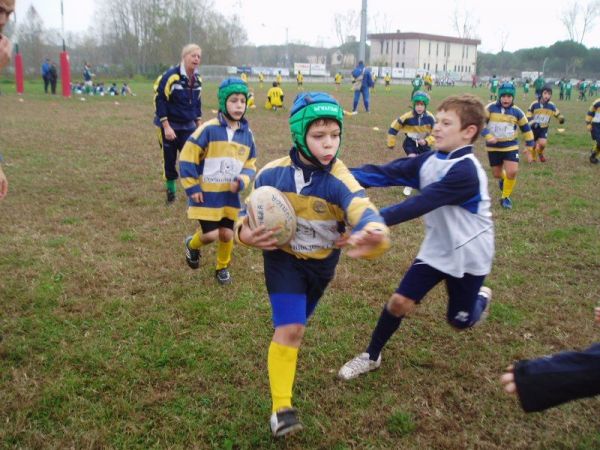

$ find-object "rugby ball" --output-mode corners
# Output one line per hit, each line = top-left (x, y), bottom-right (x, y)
(247, 186), (297, 246)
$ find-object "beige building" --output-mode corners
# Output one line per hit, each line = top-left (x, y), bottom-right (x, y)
(368, 32), (480, 80)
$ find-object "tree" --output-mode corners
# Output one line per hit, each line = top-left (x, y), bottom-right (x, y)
(17, 6), (46, 75)
(333, 10), (359, 47)
(451, 2), (479, 39)
(561, 0), (600, 44)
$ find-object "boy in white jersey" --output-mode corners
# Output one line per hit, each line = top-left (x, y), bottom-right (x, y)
(338, 94), (495, 381)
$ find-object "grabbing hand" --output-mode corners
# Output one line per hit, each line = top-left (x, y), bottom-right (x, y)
(342, 229), (389, 259)
(487, 136), (498, 144)
(0, 34), (12, 71)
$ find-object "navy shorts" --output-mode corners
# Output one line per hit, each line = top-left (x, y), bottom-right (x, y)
(532, 127), (548, 140)
(397, 259), (487, 328)
(487, 150), (519, 166)
(591, 125), (600, 143)
(199, 218), (234, 233)
(263, 249), (340, 327)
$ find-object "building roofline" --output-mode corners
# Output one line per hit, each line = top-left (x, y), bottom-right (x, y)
(367, 32), (481, 46)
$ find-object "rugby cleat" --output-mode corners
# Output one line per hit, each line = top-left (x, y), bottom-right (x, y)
(338, 352), (382, 381)
(270, 408), (303, 437)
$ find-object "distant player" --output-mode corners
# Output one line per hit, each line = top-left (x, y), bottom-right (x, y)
(586, 96), (600, 164)
(526, 85), (565, 162)
(482, 82), (534, 209)
(386, 90), (436, 196)
(296, 70), (303, 90)
(411, 73), (423, 95)
(334, 72), (342, 91)
(265, 82), (284, 110)
(489, 74), (499, 100)
(384, 72), (391, 91)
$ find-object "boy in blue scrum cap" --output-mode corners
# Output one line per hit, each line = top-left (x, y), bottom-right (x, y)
(338, 94), (494, 382)
(526, 84), (565, 162)
(180, 78), (257, 285)
(386, 90), (436, 195)
(235, 92), (390, 437)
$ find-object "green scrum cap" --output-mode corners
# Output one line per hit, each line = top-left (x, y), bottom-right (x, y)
(218, 77), (249, 118)
(412, 90), (430, 107)
(289, 92), (344, 163)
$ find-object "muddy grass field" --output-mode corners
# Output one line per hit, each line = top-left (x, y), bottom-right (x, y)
(0, 78), (598, 449)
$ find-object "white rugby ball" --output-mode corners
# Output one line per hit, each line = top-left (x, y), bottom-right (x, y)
(247, 186), (297, 246)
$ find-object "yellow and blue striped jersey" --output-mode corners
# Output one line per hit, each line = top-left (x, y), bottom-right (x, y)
(296, 73), (304, 83)
(387, 110), (436, 150)
(586, 98), (600, 130)
(335, 73), (342, 84)
(527, 100), (564, 129)
(482, 102), (534, 151)
(241, 149), (389, 260)
(180, 114), (257, 221)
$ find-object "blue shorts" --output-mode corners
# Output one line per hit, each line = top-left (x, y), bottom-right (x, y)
(397, 259), (487, 328)
(264, 249), (340, 327)
(487, 150), (519, 166)
(532, 127), (548, 140)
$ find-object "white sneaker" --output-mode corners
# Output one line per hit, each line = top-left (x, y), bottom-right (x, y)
(474, 287), (492, 326)
(338, 352), (381, 381)
(403, 186), (412, 196)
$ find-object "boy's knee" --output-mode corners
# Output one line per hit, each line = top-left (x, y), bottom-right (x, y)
(219, 228), (233, 241)
(274, 324), (306, 346)
(387, 294), (416, 317)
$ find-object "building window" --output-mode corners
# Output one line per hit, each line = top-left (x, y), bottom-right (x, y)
(436, 42), (439, 56)
(397, 40), (400, 54)
(395, 62), (399, 68)
(386, 41), (389, 54)
(401, 62), (405, 68)
(380, 41), (384, 53)
(402, 40), (406, 55)
(424, 63), (427, 69)
(435, 63), (438, 72)
(467, 46), (469, 58)
(443, 64), (446, 71)
(428, 41), (431, 55)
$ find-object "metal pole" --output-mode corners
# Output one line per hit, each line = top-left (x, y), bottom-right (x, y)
(359, 0), (367, 63)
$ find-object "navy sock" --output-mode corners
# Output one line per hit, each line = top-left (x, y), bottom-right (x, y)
(366, 306), (403, 361)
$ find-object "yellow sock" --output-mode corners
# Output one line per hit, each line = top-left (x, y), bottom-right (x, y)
(189, 230), (203, 249)
(503, 177), (516, 199)
(268, 341), (299, 413)
(216, 238), (233, 270)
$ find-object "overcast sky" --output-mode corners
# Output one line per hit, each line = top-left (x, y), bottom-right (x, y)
(13, 0), (600, 53)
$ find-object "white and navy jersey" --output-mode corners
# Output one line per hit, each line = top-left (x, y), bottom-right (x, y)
(352, 146), (494, 277)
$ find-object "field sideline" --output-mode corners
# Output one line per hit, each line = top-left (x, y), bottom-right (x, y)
(0, 79), (599, 449)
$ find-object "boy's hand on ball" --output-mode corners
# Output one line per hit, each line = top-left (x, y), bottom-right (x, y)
(239, 217), (280, 250)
